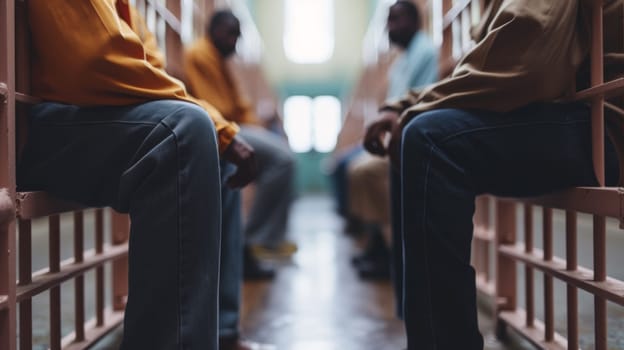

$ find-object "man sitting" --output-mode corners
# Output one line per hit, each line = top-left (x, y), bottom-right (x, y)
(364, 0), (623, 349)
(185, 10), (297, 274)
(20, 1), (255, 349)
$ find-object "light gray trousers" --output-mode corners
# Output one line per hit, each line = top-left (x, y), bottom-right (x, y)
(238, 126), (295, 247)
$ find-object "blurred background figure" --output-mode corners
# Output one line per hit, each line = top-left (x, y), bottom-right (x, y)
(185, 10), (297, 280)
(347, 0), (438, 281)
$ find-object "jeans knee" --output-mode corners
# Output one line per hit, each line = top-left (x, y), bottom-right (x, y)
(167, 102), (218, 151)
(402, 109), (459, 154)
(402, 117), (432, 155)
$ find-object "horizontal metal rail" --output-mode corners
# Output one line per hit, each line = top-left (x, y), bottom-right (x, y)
(572, 77), (624, 101)
(16, 191), (86, 220)
(442, 0), (472, 29)
(15, 92), (40, 104)
(499, 310), (569, 350)
(502, 187), (624, 221)
(146, 0), (182, 34)
(61, 311), (125, 350)
(17, 244), (129, 302)
(500, 244), (624, 305)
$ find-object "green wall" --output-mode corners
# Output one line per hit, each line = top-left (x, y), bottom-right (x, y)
(248, 0), (377, 193)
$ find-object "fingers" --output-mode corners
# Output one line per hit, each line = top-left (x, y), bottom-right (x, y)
(364, 114), (400, 156)
(226, 168), (254, 188)
(364, 124), (389, 155)
(223, 135), (257, 188)
(364, 137), (387, 156)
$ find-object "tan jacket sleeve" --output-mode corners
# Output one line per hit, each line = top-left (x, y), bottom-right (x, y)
(380, 0), (587, 127)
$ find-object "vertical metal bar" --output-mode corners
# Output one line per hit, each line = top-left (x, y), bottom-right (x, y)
(17, 220), (31, 285)
(49, 215), (60, 272)
(95, 209), (105, 326)
(543, 208), (553, 261)
(524, 204), (534, 327)
(590, 1), (607, 348)
(461, 8), (471, 52)
(112, 212), (129, 311)
(0, 0), (17, 348)
(74, 212), (84, 262)
(441, 0), (453, 61)
(481, 240), (490, 283)
(543, 208), (554, 342)
(19, 300), (31, 350)
(496, 200), (517, 311)
(481, 197), (490, 282)
(74, 211), (85, 341)
(18, 220), (32, 350)
(566, 211), (578, 350)
(594, 215), (607, 350)
(49, 215), (61, 350)
(205, 0), (215, 16)
(591, 0), (605, 186)
(478, 197), (483, 273)
(0, 221), (15, 350)
(472, 239), (480, 277)
(479, 0), (486, 14)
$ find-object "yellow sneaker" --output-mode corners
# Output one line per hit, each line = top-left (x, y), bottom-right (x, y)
(251, 241), (298, 260)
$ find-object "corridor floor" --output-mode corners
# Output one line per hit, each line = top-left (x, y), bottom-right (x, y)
(235, 195), (526, 350)
(86, 195), (541, 350)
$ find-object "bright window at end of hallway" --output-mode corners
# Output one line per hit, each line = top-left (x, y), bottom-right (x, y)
(284, 96), (341, 153)
(312, 96), (341, 153)
(283, 0), (335, 64)
(284, 96), (314, 153)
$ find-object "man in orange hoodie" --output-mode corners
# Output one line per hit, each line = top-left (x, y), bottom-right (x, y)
(185, 11), (297, 270)
(19, 1), (256, 349)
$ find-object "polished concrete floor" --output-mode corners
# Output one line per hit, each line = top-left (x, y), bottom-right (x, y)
(235, 195), (525, 350)
(92, 195), (525, 350)
(25, 195), (624, 349)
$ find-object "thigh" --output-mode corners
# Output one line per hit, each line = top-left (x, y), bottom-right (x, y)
(18, 100), (211, 208)
(402, 103), (602, 198)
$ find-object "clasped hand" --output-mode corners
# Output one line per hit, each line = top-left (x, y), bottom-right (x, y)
(363, 110), (402, 169)
(223, 136), (257, 188)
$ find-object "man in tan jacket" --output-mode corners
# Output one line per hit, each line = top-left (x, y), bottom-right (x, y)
(364, 1), (623, 349)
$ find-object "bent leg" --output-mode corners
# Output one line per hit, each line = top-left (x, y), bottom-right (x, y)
(19, 100), (222, 350)
(238, 126), (295, 247)
(401, 103), (612, 350)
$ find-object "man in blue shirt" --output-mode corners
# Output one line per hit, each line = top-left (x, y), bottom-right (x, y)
(349, 0), (438, 290)
(386, 1), (438, 99)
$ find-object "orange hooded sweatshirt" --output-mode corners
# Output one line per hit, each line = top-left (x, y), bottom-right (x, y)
(29, 0), (239, 152)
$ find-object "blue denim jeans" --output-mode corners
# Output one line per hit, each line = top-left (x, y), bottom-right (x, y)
(219, 162), (242, 338)
(18, 100), (222, 350)
(389, 167), (403, 319)
(330, 145), (364, 217)
(399, 103), (618, 350)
